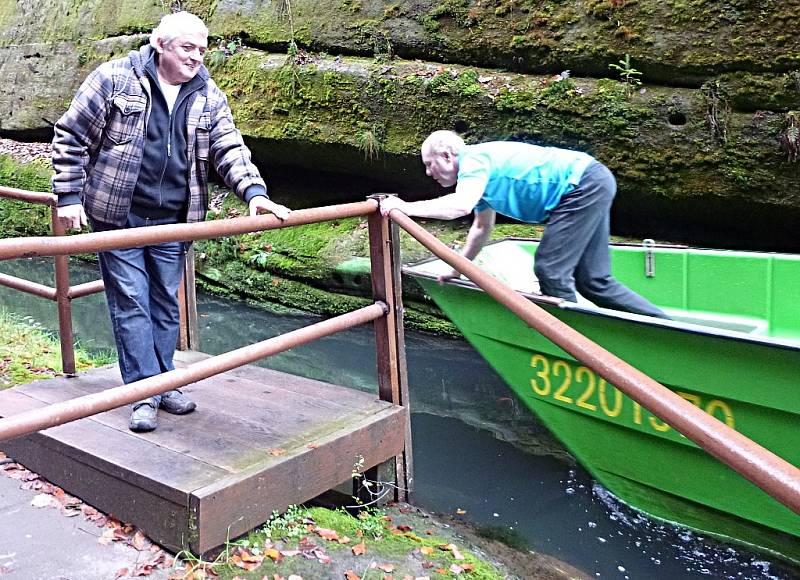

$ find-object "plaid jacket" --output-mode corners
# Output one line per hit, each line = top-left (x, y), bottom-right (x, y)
(52, 45), (265, 225)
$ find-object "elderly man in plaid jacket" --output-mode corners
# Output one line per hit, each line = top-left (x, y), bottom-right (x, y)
(51, 11), (291, 432)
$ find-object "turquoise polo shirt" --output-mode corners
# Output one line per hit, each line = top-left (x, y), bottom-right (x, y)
(460, 142), (594, 223)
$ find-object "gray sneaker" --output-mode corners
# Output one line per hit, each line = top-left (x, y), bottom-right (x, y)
(159, 390), (196, 415)
(129, 399), (158, 432)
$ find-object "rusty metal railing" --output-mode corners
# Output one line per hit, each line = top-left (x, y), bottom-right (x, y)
(0, 195), (412, 500)
(0, 302), (387, 441)
(0, 185), (105, 375)
(387, 208), (800, 515)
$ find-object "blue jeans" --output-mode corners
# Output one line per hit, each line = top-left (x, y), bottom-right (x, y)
(533, 162), (668, 319)
(91, 213), (187, 402)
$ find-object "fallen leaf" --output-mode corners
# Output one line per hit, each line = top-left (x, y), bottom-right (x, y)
(268, 448), (286, 456)
(419, 546), (433, 555)
(314, 526), (340, 541)
(378, 564), (395, 572)
(345, 571), (360, 580)
(265, 548), (283, 561)
(115, 568), (129, 578)
(450, 564), (464, 574)
(287, 576), (303, 580)
(396, 525), (412, 532)
(307, 443), (318, 449)
(461, 564), (475, 572)
(455, 509), (466, 515)
(132, 529), (151, 551)
(352, 541), (367, 556)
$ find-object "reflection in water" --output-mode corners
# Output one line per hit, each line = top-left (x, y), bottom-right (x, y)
(0, 258), (796, 579)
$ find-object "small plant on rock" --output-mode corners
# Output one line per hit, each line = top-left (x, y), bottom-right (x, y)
(206, 37), (243, 68)
(609, 53), (642, 97)
(780, 111), (799, 162)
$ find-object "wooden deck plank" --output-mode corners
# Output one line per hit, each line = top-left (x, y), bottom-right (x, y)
(17, 363), (389, 472)
(191, 404), (406, 553)
(0, 351), (407, 554)
(0, 388), (227, 499)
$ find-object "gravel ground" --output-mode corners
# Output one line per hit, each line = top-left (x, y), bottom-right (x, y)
(0, 139), (51, 164)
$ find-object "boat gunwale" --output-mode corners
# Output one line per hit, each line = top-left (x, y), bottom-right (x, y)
(405, 238), (800, 353)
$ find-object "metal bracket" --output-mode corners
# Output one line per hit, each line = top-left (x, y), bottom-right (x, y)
(643, 238), (656, 278)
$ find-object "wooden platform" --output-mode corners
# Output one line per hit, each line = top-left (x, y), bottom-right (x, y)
(0, 350), (406, 554)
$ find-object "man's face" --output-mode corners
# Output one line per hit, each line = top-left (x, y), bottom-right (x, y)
(422, 147), (459, 188)
(156, 31), (208, 84)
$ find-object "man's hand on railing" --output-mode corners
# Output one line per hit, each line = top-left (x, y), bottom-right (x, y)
(56, 204), (88, 232)
(249, 197), (292, 220)
(379, 196), (408, 217)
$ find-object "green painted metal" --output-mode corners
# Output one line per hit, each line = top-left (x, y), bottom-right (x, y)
(408, 239), (800, 563)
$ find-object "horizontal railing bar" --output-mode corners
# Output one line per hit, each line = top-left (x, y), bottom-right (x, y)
(0, 272), (56, 300)
(0, 302), (388, 442)
(389, 209), (800, 514)
(0, 201), (379, 261)
(0, 186), (56, 206)
(68, 279), (105, 299)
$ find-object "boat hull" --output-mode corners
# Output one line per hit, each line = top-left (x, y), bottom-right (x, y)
(410, 243), (800, 562)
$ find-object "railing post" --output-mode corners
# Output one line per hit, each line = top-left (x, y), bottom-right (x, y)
(367, 195), (413, 502)
(50, 206), (77, 377)
(177, 245), (199, 351)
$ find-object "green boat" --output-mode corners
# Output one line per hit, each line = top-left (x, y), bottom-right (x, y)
(406, 238), (800, 563)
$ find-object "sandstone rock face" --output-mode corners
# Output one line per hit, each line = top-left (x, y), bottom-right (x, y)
(0, 0), (798, 248)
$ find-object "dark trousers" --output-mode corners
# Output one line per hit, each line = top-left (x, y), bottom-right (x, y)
(533, 162), (668, 318)
(91, 213), (187, 402)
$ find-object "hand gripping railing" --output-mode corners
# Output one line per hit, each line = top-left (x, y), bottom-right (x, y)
(386, 208), (800, 515)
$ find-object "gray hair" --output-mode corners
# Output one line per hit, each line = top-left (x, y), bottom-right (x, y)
(422, 130), (466, 156)
(149, 11), (208, 49)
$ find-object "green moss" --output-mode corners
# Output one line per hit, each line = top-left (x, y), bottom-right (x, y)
(0, 156), (53, 238)
(716, 71), (800, 112)
(211, 506), (506, 579)
(0, 309), (112, 387)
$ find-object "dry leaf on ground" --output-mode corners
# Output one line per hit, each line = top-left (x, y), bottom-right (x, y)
(351, 541), (367, 556)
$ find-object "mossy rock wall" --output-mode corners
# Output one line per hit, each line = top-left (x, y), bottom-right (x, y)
(205, 0), (800, 87)
(0, 1), (798, 248)
(5, 0), (798, 85)
(209, 51), (799, 248)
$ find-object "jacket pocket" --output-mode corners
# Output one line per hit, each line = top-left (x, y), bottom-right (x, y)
(195, 112), (212, 161)
(105, 94), (147, 145)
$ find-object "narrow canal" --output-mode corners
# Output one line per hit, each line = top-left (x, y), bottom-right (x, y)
(0, 257), (796, 580)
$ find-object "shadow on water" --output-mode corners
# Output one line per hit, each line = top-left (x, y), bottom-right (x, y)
(0, 257), (797, 580)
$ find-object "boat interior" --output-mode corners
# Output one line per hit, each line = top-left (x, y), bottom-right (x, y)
(408, 239), (800, 344)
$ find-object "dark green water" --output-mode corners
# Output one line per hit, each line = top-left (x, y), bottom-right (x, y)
(0, 257), (797, 580)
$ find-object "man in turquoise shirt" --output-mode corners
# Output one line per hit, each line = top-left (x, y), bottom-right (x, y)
(380, 130), (667, 318)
